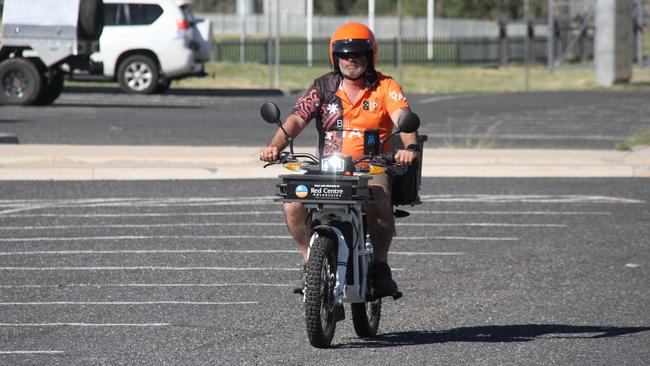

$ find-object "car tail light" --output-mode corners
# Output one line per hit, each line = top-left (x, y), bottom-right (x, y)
(177, 19), (190, 31)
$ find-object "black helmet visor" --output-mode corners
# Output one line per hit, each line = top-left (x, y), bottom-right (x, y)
(332, 39), (373, 55)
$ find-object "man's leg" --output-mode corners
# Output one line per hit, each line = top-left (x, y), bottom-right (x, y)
(284, 202), (310, 293)
(366, 177), (399, 297)
(366, 184), (394, 263)
(283, 202), (310, 263)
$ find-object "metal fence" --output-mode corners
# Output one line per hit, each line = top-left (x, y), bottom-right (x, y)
(213, 36), (593, 67)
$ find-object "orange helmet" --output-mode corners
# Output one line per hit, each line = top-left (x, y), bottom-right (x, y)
(329, 22), (378, 71)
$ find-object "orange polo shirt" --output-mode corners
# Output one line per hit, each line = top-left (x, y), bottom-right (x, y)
(293, 71), (410, 161)
(334, 73), (409, 160)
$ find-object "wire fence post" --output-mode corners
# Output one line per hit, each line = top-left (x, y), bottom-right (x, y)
(266, 0), (272, 89)
(397, 0), (403, 83)
(524, 0), (530, 91)
(274, 0), (280, 89)
(307, 0), (313, 67)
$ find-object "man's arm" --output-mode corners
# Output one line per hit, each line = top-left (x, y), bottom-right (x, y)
(260, 114), (308, 162)
(390, 108), (420, 167)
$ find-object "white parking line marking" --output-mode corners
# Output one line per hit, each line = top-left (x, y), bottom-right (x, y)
(0, 283), (293, 289)
(0, 210), (614, 218)
(0, 222), (564, 230)
(2, 211), (283, 218)
(0, 249), (464, 256)
(0, 323), (170, 327)
(391, 251), (465, 256)
(0, 235), (516, 242)
(0, 249), (297, 256)
(408, 210), (611, 216)
(417, 94), (478, 104)
(0, 266), (299, 271)
(0, 301), (258, 306)
(418, 195), (645, 204)
(400, 236), (518, 241)
(0, 235), (294, 242)
(405, 223), (566, 227)
(0, 194), (642, 216)
(0, 222), (286, 230)
(0, 350), (64, 355)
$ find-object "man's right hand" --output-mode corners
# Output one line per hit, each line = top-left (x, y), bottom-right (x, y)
(259, 146), (280, 162)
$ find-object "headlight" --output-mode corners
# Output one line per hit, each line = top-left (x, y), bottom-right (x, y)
(320, 154), (349, 173)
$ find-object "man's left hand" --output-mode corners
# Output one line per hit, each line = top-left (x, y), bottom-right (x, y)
(394, 149), (419, 167)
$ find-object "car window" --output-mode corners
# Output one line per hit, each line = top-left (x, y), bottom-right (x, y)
(104, 3), (162, 26)
(128, 4), (163, 25)
(104, 4), (129, 26)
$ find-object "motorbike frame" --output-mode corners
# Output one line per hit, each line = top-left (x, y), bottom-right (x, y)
(277, 173), (374, 304)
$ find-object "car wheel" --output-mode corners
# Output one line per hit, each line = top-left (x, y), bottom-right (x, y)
(0, 58), (43, 105)
(117, 55), (160, 94)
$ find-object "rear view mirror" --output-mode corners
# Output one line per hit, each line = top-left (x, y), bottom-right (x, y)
(398, 111), (420, 133)
(260, 102), (281, 124)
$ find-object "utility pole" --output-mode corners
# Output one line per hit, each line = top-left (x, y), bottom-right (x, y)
(427, 0), (434, 60)
(368, 0), (375, 32)
(307, 0), (313, 67)
(524, 0), (530, 91)
(397, 0), (403, 83)
(274, 0), (280, 89)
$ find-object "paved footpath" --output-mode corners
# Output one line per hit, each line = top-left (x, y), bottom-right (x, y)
(0, 144), (648, 180)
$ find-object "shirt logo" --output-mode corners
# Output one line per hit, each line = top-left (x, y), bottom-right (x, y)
(326, 103), (339, 115)
(389, 91), (406, 102)
(363, 100), (380, 111)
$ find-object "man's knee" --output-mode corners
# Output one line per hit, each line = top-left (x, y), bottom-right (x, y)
(367, 185), (394, 227)
(284, 202), (307, 227)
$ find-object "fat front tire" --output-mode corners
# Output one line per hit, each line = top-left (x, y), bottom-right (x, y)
(304, 236), (338, 348)
(0, 58), (43, 106)
(117, 55), (160, 94)
(351, 300), (381, 338)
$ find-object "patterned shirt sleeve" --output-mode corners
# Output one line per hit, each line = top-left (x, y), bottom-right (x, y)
(292, 83), (321, 123)
(384, 78), (410, 114)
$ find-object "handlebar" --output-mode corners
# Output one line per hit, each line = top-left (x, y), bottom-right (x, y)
(264, 151), (408, 176)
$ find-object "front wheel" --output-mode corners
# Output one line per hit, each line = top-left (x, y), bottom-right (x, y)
(304, 235), (338, 348)
(117, 55), (159, 94)
(351, 299), (382, 338)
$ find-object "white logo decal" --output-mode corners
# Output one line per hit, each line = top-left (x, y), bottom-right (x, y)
(389, 91), (406, 102)
(326, 103), (339, 115)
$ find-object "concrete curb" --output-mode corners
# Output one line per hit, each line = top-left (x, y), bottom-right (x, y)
(1, 144), (649, 180)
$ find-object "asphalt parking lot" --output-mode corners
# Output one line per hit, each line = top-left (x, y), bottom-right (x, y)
(0, 178), (648, 364)
(0, 89), (649, 364)
(1, 88), (649, 149)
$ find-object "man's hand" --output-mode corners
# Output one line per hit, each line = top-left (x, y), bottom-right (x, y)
(259, 146), (280, 162)
(394, 149), (419, 167)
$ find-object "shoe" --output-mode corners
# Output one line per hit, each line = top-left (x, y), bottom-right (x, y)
(370, 262), (400, 299)
(293, 263), (307, 295)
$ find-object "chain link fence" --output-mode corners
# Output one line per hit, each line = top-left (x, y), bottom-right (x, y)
(213, 36), (591, 67)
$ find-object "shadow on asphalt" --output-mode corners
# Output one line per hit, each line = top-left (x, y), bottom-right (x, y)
(336, 324), (650, 348)
(63, 86), (285, 97)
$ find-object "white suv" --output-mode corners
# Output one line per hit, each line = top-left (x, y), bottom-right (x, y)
(87, 0), (212, 94)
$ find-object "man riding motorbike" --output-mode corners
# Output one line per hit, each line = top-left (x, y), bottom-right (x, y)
(260, 22), (420, 298)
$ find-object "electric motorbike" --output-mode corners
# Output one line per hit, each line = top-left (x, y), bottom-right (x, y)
(260, 102), (421, 348)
